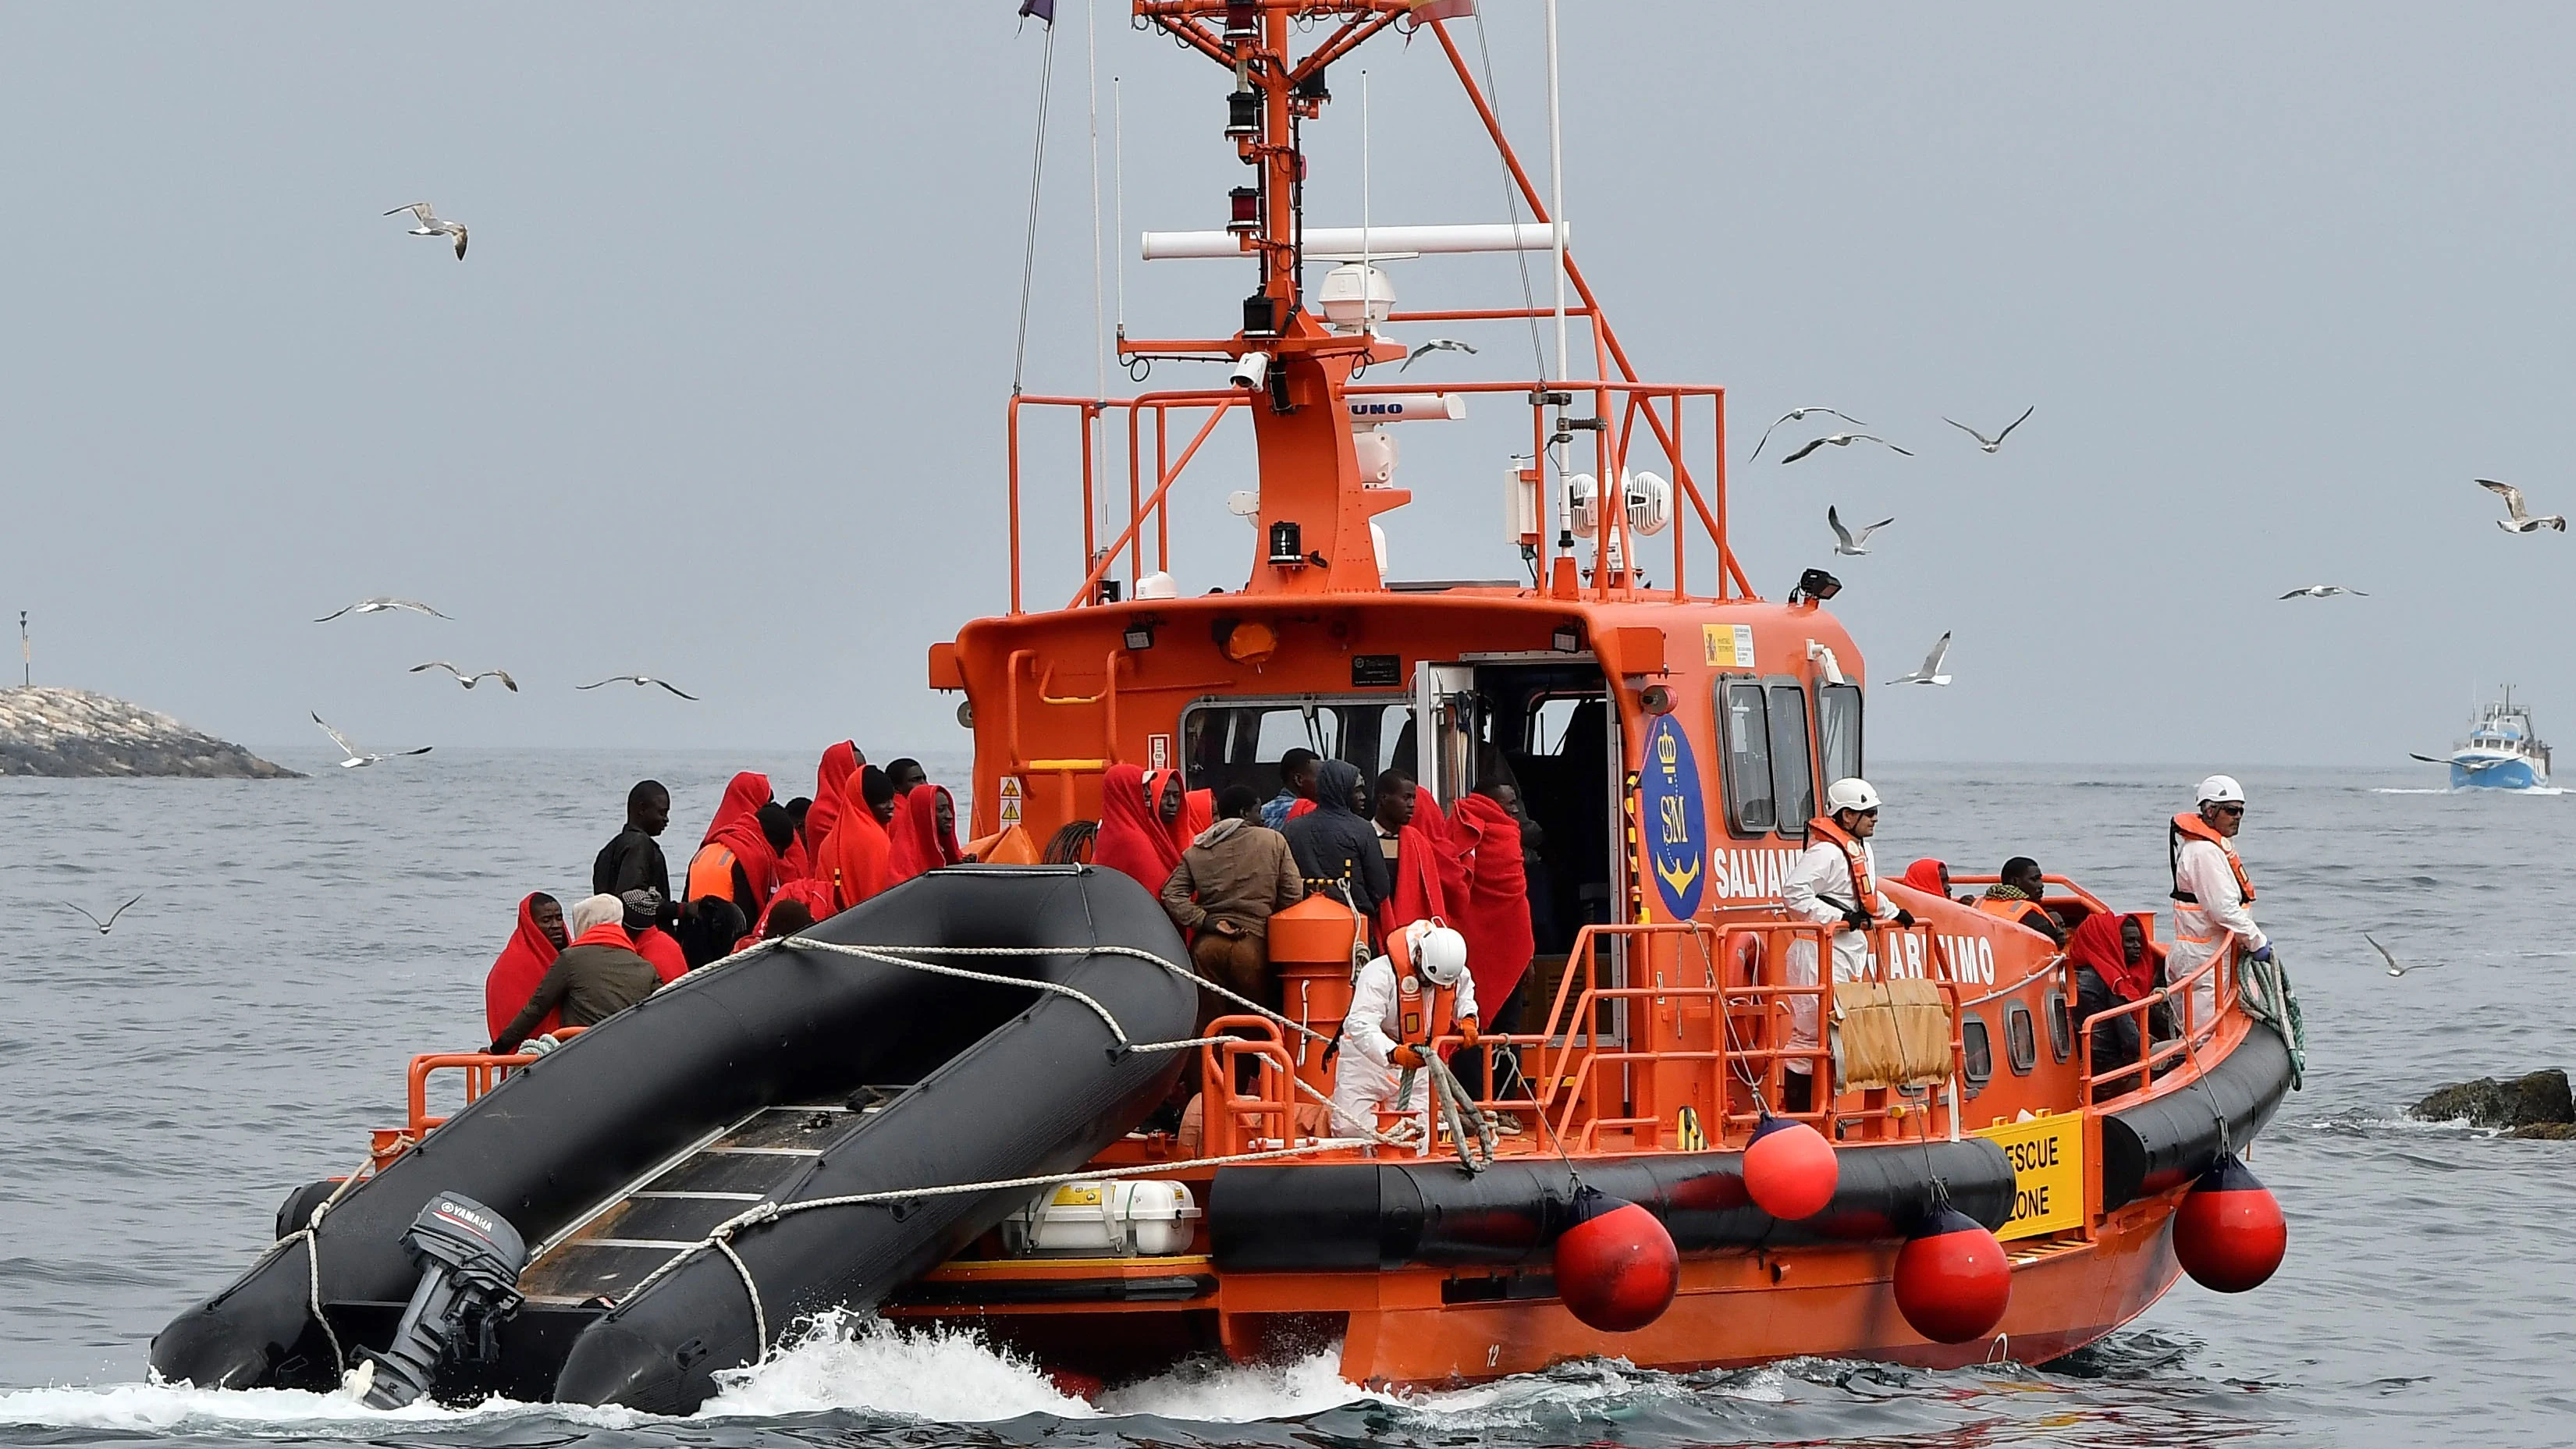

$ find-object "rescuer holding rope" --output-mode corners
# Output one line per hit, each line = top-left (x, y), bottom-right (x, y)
(2169, 774), (2268, 1030)
(1327, 918), (1479, 1136)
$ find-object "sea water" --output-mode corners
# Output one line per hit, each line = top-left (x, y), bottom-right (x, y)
(2, 754), (2567, 1447)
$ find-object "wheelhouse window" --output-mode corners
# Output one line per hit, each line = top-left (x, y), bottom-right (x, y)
(1718, 682), (1775, 834)
(1817, 682), (1862, 789)
(1767, 685), (1814, 838)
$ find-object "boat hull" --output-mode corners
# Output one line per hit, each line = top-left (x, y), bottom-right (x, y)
(2452, 755), (2546, 790)
(886, 1022), (2294, 1387)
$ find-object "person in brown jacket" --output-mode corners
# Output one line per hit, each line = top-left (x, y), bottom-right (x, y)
(489, 893), (659, 1053)
(1159, 785), (1306, 1013)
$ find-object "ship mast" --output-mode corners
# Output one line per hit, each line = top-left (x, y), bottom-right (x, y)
(1128, 2), (1412, 595)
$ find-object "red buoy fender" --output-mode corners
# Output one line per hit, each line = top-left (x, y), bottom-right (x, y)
(1743, 1114), (1839, 1221)
(1552, 1187), (1680, 1333)
(2172, 1152), (2286, 1294)
(1893, 1206), (2011, 1344)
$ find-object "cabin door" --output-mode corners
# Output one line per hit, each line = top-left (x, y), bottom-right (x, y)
(1411, 664), (1481, 808)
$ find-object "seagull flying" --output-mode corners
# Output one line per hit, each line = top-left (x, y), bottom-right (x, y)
(1400, 338), (1477, 371)
(2279, 585), (2368, 599)
(1828, 505), (1896, 556)
(64, 894), (144, 936)
(2409, 751), (2511, 774)
(1943, 407), (2035, 453)
(314, 597), (451, 623)
(577, 675), (701, 701)
(385, 202), (467, 260)
(1779, 432), (1913, 466)
(2476, 479), (2567, 534)
(311, 712), (432, 768)
(410, 662), (518, 691)
(1889, 631), (1952, 687)
(2365, 933), (2441, 978)
(1750, 407), (1869, 461)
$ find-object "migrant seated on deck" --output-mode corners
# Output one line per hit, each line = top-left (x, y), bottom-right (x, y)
(1328, 919), (1479, 1137)
(489, 894), (659, 1053)
(1976, 856), (2066, 946)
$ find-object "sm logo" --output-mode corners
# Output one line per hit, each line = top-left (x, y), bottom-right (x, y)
(1640, 715), (1707, 918)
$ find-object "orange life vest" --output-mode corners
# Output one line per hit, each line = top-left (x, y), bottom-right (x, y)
(2167, 813), (2254, 907)
(1387, 929), (1459, 1048)
(686, 843), (741, 903)
(1806, 815), (1886, 922)
(1976, 894), (2047, 925)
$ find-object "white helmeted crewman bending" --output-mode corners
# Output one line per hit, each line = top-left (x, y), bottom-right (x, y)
(1778, 777), (1913, 1110)
(1329, 918), (1480, 1137)
(2168, 774), (2269, 1028)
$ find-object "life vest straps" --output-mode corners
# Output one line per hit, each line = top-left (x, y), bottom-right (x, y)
(1388, 923), (1458, 1047)
(2168, 813), (2255, 907)
(1806, 815), (1885, 915)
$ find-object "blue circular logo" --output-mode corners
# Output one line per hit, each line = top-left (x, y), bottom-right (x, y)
(1641, 714), (1707, 918)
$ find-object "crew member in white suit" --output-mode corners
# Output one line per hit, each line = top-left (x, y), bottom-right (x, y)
(1778, 777), (1913, 1111)
(2167, 774), (2269, 1028)
(1329, 919), (1479, 1137)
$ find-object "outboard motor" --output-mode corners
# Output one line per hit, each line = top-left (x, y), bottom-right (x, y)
(350, 1194), (528, 1408)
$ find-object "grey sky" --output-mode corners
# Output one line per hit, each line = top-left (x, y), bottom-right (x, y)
(2, 4), (2565, 767)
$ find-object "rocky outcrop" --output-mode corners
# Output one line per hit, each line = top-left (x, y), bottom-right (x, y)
(0, 687), (298, 779)
(2408, 1069), (2574, 1132)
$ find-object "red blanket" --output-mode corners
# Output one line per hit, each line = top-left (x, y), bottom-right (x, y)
(1450, 791), (1537, 1010)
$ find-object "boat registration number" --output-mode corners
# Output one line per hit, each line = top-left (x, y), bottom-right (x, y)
(1970, 1114), (2084, 1241)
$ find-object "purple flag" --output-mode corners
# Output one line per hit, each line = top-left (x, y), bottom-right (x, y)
(1018, 0), (1053, 26)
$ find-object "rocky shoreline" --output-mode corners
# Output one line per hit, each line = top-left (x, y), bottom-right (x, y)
(2410, 1069), (2575, 1140)
(0, 687), (298, 779)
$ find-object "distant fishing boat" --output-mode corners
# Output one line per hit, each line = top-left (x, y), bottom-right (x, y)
(2415, 687), (2552, 790)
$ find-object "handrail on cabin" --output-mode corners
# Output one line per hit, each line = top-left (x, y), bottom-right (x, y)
(1004, 381), (1748, 613)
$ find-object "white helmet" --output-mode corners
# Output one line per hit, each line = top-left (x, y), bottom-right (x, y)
(1409, 922), (1469, 988)
(2195, 774), (2245, 805)
(1824, 777), (1881, 815)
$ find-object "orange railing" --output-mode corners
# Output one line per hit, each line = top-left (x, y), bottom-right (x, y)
(1310, 920), (1977, 1156)
(375, 1028), (591, 1165)
(1004, 377), (1750, 616)
(2078, 942), (2239, 1106)
(1195, 1015), (1300, 1158)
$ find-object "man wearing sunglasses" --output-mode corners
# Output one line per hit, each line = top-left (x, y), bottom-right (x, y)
(2169, 774), (2269, 1028)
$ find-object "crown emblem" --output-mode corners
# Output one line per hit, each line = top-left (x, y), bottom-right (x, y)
(1656, 732), (1679, 766)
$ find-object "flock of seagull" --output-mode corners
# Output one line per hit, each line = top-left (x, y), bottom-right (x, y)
(310, 595), (697, 769)
(1750, 405), (2033, 691)
(1760, 403), (2571, 690)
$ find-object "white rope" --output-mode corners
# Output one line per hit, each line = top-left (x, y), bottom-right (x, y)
(277, 1156), (378, 1377)
(777, 937), (1142, 1046)
(1010, 20), (1057, 396)
(614, 1135), (1377, 1345)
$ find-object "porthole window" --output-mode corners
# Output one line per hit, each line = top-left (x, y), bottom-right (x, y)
(2004, 1002), (2038, 1075)
(2044, 989), (2072, 1062)
(1961, 1014), (1993, 1091)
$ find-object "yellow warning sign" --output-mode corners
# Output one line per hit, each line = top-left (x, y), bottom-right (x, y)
(1972, 1114), (2084, 1241)
(997, 776), (1025, 826)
